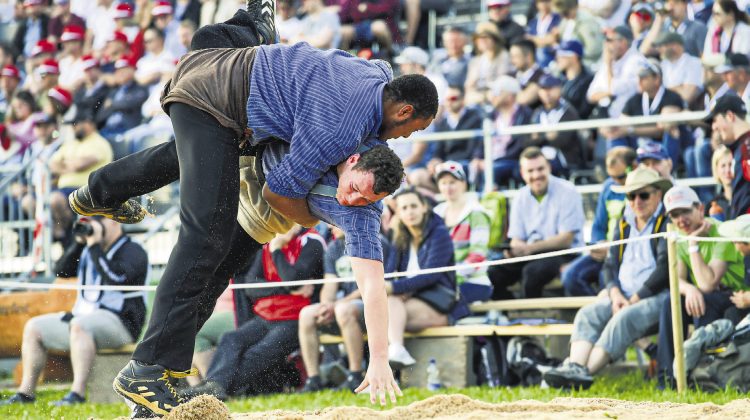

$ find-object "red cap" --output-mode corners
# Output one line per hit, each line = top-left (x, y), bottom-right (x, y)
(31, 40), (56, 57)
(81, 54), (99, 70)
(115, 55), (137, 70)
(114, 2), (134, 19)
(108, 30), (129, 44)
(60, 25), (85, 42)
(23, 0), (44, 6)
(151, 1), (173, 17)
(37, 59), (60, 76)
(48, 86), (73, 108)
(0, 65), (20, 79)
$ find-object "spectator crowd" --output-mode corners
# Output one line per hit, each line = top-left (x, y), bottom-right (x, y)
(2, 0), (750, 407)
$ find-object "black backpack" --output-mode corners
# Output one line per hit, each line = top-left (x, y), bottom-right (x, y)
(475, 335), (561, 387)
(689, 323), (750, 392)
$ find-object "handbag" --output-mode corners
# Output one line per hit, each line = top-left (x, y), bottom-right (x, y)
(415, 283), (458, 314)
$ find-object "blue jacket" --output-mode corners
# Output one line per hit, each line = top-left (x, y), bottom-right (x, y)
(591, 178), (626, 243)
(386, 213), (470, 320)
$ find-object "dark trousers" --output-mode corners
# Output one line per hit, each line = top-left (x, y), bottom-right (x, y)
(207, 317), (299, 395)
(655, 291), (734, 386)
(488, 255), (573, 300)
(85, 12), (267, 370)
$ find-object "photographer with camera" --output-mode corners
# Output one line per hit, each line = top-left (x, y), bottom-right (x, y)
(1, 216), (148, 407)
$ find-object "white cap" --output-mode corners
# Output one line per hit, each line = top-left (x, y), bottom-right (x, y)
(394, 47), (430, 68)
(718, 214), (750, 239)
(491, 75), (521, 96)
(663, 185), (701, 213)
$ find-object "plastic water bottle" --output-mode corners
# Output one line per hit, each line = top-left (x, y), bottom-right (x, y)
(426, 358), (441, 391)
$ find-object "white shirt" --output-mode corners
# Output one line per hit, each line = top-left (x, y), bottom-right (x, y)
(58, 55), (87, 91)
(661, 53), (703, 91)
(136, 49), (176, 90)
(406, 244), (421, 273)
(704, 21), (750, 56)
(87, 3), (117, 51)
(586, 46), (645, 117)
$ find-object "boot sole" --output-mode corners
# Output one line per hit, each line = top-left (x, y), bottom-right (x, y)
(69, 193), (146, 224)
(113, 379), (169, 417)
(543, 371), (593, 390)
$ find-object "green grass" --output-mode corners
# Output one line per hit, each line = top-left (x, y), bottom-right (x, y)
(2, 372), (749, 419)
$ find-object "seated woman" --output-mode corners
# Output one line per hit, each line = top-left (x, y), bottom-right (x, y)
(432, 161), (493, 303)
(385, 187), (469, 368)
(706, 146), (733, 221)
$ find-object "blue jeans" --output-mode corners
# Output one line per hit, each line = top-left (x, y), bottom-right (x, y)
(662, 126), (693, 168)
(460, 282), (493, 303)
(655, 290), (733, 387)
(561, 254), (603, 297)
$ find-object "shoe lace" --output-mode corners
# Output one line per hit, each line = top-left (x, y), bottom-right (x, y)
(159, 368), (198, 404)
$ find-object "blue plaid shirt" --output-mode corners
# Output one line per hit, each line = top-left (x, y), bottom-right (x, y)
(262, 138), (385, 261)
(247, 42), (393, 200)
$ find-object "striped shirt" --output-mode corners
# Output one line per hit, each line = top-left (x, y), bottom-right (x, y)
(247, 42), (393, 200)
(262, 137), (384, 261)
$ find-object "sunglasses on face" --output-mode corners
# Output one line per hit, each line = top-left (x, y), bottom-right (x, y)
(626, 190), (655, 201)
(668, 208), (693, 219)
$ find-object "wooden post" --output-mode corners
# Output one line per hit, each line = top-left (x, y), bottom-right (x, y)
(667, 225), (687, 392)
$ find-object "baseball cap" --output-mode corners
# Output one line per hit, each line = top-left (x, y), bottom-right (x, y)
(36, 59), (60, 76)
(663, 185), (701, 213)
(81, 54), (99, 71)
(637, 141), (669, 162)
(114, 2), (134, 19)
(394, 46), (430, 68)
(538, 73), (563, 89)
(33, 113), (56, 126)
(631, 2), (655, 21)
(638, 59), (662, 78)
(491, 75), (521, 96)
(714, 53), (750, 74)
(151, 1), (174, 17)
(718, 214), (750, 239)
(1, 65), (20, 79)
(31, 40), (56, 57)
(60, 25), (85, 42)
(556, 40), (583, 58)
(48, 86), (73, 109)
(487, 0), (511, 7)
(703, 93), (748, 123)
(653, 31), (684, 47)
(608, 25), (634, 42)
(435, 161), (466, 182)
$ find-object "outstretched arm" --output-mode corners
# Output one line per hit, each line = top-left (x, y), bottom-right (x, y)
(350, 257), (402, 405)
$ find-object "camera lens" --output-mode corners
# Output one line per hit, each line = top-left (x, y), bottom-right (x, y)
(72, 221), (94, 236)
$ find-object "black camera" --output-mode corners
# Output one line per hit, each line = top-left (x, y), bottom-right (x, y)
(72, 220), (94, 237)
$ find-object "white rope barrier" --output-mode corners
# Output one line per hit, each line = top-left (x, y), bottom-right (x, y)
(3, 232), (747, 293)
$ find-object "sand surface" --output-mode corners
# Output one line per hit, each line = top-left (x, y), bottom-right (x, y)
(152, 393), (750, 420)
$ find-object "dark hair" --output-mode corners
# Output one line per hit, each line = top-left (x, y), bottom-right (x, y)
(718, 0), (750, 24)
(391, 186), (431, 251)
(9, 90), (39, 122)
(353, 146), (404, 195)
(520, 146), (544, 161)
(510, 39), (536, 58)
(607, 146), (637, 169)
(383, 74), (439, 120)
(145, 27), (165, 41)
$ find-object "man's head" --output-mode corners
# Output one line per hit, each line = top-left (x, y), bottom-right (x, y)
(555, 39), (583, 72)
(553, 0), (578, 18)
(114, 55), (136, 85)
(716, 53), (750, 92)
(53, 0), (71, 16)
(655, 31), (685, 61)
(60, 25), (85, 55)
(637, 59), (663, 96)
(23, 0), (45, 18)
(706, 94), (749, 145)
(637, 142), (673, 178)
(435, 161), (468, 201)
(72, 109), (96, 139)
(106, 31), (129, 57)
(47, 86), (72, 115)
(152, 1), (174, 31)
(178, 20), (196, 50)
(445, 85), (465, 114)
(718, 214), (750, 255)
(487, 0), (511, 22)
(144, 27), (166, 55)
(520, 147), (551, 196)
(629, 3), (655, 34)
(664, 186), (705, 233)
(335, 146), (404, 206)
(36, 59), (60, 90)
(394, 46), (429, 76)
(442, 27), (467, 59)
(538, 74), (563, 109)
(509, 39), (536, 72)
(666, 0), (688, 21)
(381, 74), (438, 140)
(0, 64), (20, 95)
(489, 75), (520, 109)
(606, 146), (637, 186)
(604, 26), (633, 60)
(82, 55), (101, 84)
(612, 167), (672, 221)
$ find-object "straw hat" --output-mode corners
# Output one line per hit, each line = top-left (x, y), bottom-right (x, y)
(611, 167), (672, 194)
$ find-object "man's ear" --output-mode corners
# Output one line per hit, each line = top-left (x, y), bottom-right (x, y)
(397, 104), (415, 120)
(349, 153), (361, 164)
